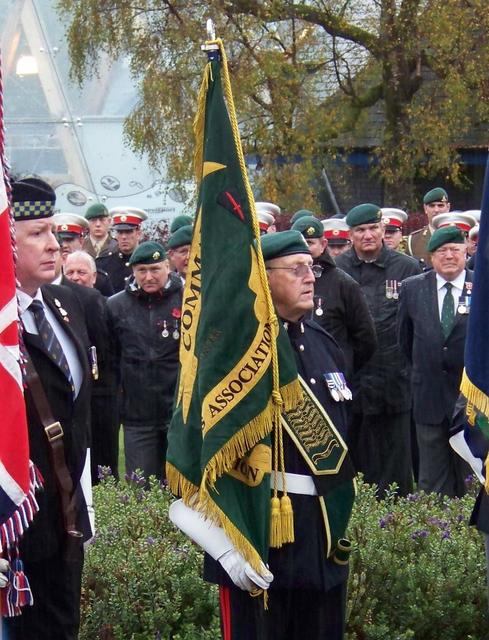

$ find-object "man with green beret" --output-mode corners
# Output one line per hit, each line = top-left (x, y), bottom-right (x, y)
(173, 229), (355, 640)
(289, 208), (315, 227)
(397, 226), (472, 497)
(107, 241), (182, 481)
(82, 202), (118, 259)
(406, 187), (451, 267)
(292, 216), (377, 378)
(335, 203), (422, 497)
(170, 214), (193, 234)
(167, 224), (192, 283)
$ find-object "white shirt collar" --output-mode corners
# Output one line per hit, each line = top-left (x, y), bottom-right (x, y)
(17, 288), (44, 315)
(435, 269), (466, 291)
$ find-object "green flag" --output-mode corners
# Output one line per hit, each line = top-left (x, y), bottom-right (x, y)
(166, 40), (302, 574)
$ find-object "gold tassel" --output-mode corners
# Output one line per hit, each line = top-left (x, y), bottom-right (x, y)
(280, 494), (295, 543)
(269, 496), (282, 548)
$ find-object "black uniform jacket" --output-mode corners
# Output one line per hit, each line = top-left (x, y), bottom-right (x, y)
(312, 249), (377, 378)
(61, 276), (116, 395)
(397, 268), (473, 425)
(96, 250), (133, 294)
(205, 319), (354, 593)
(335, 244), (422, 415)
(20, 284), (92, 562)
(107, 274), (183, 426)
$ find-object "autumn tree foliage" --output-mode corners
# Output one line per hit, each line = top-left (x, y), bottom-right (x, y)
(57, 0), (489, 210)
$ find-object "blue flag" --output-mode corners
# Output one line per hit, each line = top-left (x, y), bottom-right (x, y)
(452, 154), (489, 488)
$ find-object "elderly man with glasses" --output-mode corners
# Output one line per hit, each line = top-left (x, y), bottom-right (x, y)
(397, 226), (473, 497)
(171, 230), (355, 640)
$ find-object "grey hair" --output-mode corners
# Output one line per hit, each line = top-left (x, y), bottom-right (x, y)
(65, 250), (96, 273)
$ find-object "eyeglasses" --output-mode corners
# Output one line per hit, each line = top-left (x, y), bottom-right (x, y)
(267, 264), (323, 278)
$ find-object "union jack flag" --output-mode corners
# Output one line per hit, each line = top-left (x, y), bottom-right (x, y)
(0, 51), (40, 618)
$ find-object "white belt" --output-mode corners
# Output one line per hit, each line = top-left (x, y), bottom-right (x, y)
(270, 472), (317, 496)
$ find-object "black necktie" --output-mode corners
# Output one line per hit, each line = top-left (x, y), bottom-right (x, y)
(29, 299), (74, 391)
(441, 282), (455, 339)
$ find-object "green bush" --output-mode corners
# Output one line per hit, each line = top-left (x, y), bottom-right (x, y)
(346, 479), (488, 640)
(80, 472), (220, 640)
(81, 473), (488, 639)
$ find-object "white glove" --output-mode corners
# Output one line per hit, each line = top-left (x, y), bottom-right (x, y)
(0, 558), (9, 588)
(169, 499), (274, 591)
(218, 549), (273, 592)
(449, 430), (485, 484)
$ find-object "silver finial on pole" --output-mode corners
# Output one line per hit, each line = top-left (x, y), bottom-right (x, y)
(206, 19), (216, 41)
(201, 19), (219, 52)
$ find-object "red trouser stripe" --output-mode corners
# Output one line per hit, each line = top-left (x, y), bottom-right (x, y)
(219, 585), (232, 640)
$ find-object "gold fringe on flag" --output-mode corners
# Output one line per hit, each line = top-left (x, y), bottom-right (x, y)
(460, 369), (489, 494)
(166, 462), (199, 503)
(193, 61), (212, 185)
(201, 378), (302, 488)
(461, 369), (489, 421)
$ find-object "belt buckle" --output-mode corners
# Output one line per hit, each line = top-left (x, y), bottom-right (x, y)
(44, 421), (63, 442)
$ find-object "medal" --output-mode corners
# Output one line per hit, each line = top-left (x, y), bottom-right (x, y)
(172, 329), (180, 340)
(392, 281), (399, 300)
(161, 320), (169, 338)
(385, 281), (393, 299)
(89, 346), (99, 381)
(457, 294), (470, 315)
(315, 298), (324, 317)
(323, 372), (350, 402)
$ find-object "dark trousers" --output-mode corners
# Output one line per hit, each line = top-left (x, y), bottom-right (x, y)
(219, 582), (347, 640)
(123, 423), (168, 481)
(5, 541), (84, 640)
(90, 392), (119, 482)
(348, 411), (413, 498)
(416, 419), (469, 497)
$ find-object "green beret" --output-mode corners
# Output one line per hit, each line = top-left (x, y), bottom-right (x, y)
(345, 203), (382, 228)
(261, 230), (311, 261)
(427, 226), (466, 252)
(167, 224), (193, 249)
(291, 216), (323, 239)
(129, 241), (167, 266)
(170, 215), (193, 233)
(423, 187), (448, 205)
(290, 209), (314, 225)
(85, 203), (109, 220)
